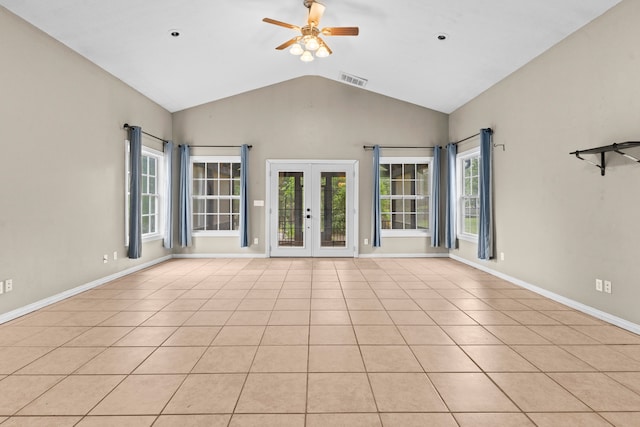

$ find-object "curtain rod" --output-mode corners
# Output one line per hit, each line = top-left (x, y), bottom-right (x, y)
(363, 128), (494, 151)
(123, 123), (169, 144)
(363, 145), (437, 150)
(451, 128), (494, 144)
(453, 132), (480, 144)
(179, 144), (253, 149)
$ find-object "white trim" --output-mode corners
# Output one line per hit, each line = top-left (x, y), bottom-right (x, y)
(267, 159), (358, 165)
(124, 139), (130, 245)
(0, 255), (172, 325)
(192, 155), (240, 163)
(382, 230), (430, 238)
(448, 254), (640, 335)
(352, 161), (360, 258)
(143, 145), (164, 158)
(173, 253), (268, 259)
(192, 230), (240, 237)
(142, 233), (163, 242)
(457, 234), (478, 244)
(359, 253), (449, 258)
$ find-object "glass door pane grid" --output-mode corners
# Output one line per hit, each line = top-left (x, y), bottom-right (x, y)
(320, 172), (346, 247)
(278, 172), (305, 247)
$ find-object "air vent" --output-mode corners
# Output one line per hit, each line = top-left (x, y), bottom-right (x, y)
(339, 72), (368, 88)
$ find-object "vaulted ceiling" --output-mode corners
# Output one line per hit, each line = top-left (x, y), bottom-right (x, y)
(1, 0), (622, 113)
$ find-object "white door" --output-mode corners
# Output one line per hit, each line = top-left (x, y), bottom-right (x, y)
(268, 161), (357, 257)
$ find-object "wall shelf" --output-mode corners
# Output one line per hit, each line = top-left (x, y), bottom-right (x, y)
(570, 141), (640, 176)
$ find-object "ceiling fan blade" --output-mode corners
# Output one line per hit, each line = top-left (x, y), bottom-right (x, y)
(319, 39), (333, 55)
(263, 17), (300, 31)
(321, 26), (359, 36)
(275, 37), (300, 50)
(307, 2), (326, 27)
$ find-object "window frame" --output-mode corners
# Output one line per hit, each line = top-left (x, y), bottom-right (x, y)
(456, 147), (480, 243)
(191, 155), (242, 237)
(125, 143), (165, 244)
(379, 156), (432, 238)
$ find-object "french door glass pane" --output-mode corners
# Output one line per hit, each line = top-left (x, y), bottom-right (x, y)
(278, 172), (304, 247)
(320, 172), (346, 247)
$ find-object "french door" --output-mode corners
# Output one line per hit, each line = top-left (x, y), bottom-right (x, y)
(268, 161), (357, 257)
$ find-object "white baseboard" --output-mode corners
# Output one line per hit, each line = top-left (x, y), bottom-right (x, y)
(359, 253), (449, 259)
(449, 254), (640, 335)
(0, 255), (172, 325)
(172, 253), (268, 259)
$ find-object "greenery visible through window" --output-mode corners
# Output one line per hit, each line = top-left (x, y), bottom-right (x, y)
(192, 159), (241, 232)
(379, 159), (430, 232)
(459, 150), (480, 237)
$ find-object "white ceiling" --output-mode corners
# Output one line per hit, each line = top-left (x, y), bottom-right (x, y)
(1, 0), (622, 113)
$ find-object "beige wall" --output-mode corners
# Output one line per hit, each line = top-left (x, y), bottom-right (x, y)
(450, 0), (640, 324)
(0, 8), (173, 315)
(172, 76), (449, 257)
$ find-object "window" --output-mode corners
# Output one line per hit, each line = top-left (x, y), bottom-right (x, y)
(141, 153), (159, 235)
(379, 157), (431, 236)
(125, 145), (165, 242)
(457, 148), (480, 241)
(192, 156), (241, 235)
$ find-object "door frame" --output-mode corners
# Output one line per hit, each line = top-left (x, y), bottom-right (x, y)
(265, 159), (359, 258)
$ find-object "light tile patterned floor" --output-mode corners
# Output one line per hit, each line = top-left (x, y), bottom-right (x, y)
(0, 258), (640, 426)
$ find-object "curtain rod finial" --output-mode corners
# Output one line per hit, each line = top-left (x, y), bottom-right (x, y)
(123, 123), (130, 129)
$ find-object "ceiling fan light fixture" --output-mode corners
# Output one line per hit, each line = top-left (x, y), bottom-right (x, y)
(304, 36), (320, 51)
(263, 1), (358, 61)
(316, 45), (329, 58)
(290, 43), (304, 55)
(300, 50), (315, 62)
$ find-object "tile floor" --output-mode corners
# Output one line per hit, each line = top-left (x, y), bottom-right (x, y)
(0, 258), (639, 426)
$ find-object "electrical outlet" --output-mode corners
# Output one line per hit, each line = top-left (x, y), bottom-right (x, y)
(0, 281), (3, 295)
(500, 252), (505, 261)
(254, 238), (259, 245)
(5, 279), (12, 293)
(364, 238), (369, 245)
(595, 279), (603, 292)
(604, 280), (612, 294)
(113, 251), (118, 261)
(103, 254), (108, 264)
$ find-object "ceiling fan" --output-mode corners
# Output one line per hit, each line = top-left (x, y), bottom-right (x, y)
(263, 0), (359, 62)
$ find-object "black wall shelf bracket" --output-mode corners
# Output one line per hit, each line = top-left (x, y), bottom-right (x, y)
(570, 141), (640, 176)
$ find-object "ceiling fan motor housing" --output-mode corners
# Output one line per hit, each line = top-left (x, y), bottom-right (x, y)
(303, 0), (318, 9)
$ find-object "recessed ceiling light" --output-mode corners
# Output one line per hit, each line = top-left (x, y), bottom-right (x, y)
(169, 29), (181, 37)
(436, 33), (448, 41)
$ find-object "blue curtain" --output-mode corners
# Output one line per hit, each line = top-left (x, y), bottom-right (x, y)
(178, 144), (192, 247)
(430, 146), (441, 247)
(445, 143), (457, 249)
(163, 141), (174, 249)
(127, 126), (142, 259)
(240, 144), (249, 248)
(372, 145), (382, 247)
(478, 128), (494, 260)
